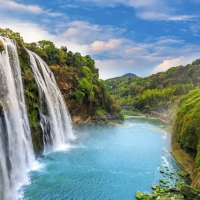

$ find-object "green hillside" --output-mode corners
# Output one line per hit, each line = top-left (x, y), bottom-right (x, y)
(105, 60), (200, 118)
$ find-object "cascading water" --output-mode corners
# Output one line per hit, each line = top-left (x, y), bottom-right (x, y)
(27, 50), (74, 153)
(0, 37), (35, 200)
(0, 37), (74, 199)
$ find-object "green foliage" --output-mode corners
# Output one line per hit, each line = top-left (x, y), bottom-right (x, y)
(23, 34), (121, 120)
(81, 66), (94, 81)
(105, 59), (200, 114)
(172, 89), (200, 168)
(0, 28), (24, 44)
(37, 40), (60, 65)
(0, 40), (4, 52)
(75, 89), (85, 103)
(192, 59), (200, 65)
(78, 78), (93, 95)
(133, 84), (194, 112)
(94, 108), (106, 117)
(114, 111), (124, 120)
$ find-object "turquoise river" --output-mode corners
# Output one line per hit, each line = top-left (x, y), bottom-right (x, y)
(20, 116), (182, 200)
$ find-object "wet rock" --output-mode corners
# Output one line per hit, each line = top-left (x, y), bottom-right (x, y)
(160, 169), (165, 173)
(160, 178), (168, 184)
(178, 170), (189, 177)
(152, 185), (159, 190)
(180, 185), (200, 199)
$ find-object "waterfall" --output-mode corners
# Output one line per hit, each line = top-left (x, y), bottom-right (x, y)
(0, 37), (35, 200)
(0, 37), (74, 199)
(27, 50), (74, 153)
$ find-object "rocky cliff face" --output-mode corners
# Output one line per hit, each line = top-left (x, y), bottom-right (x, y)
(50, 64), (122, 124)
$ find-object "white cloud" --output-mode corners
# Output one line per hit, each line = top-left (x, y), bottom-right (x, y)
(0, 0), (62, 17)
(0, 1), (200, 79)
(61, 20), (126, 44)
(96, 59), (138, 79)
(81, 0), (163, 9)
(137, 12), (197, 21)
(83, 39), (122, 53)
(0, 20), (88, 55)
(152, 56), (198, 74)
(77, 0), (198, 21)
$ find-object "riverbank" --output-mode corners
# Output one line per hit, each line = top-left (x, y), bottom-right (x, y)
(129, 110), (200, 199)
(71, 113), (123, 125)
(171, 136), (200, 191)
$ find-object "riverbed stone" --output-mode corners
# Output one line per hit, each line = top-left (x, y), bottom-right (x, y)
(178, 170), (189, 177)
(160, 178), (168, 184)
(160, 169), (165, 173)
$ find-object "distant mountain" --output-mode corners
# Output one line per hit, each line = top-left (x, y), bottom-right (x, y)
(106, 73), (138, 81)
(121, 73), (138, 78)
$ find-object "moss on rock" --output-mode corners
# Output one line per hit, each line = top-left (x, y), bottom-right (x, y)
(0, 40), (4, 52)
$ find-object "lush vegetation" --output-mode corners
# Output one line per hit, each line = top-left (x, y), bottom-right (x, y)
(0, 28), (24, 44)
(173, 89), (200, 168)
(2, 27), (200, 193)
(25, 34), (122, 121)
(105, 61), (200, 118)
(0, 28), (122, 125)
(0, 28), (123, 152)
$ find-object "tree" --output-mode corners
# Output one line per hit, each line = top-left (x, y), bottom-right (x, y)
(0, 28), (24, 44)
(81, 66), (94, 81)
(37, 40), (60, 65)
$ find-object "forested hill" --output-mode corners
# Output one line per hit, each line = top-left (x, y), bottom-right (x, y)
(0, 28), (123, 124)
(106, 73), (138, 81)
(105, 59), (200, 117)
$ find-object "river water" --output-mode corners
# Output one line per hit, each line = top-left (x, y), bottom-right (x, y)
(20, 117), (181, 200)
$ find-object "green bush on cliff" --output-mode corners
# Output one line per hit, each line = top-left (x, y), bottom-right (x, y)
(173, 89), (200, 168)
(75, 90), (85, 103)
(0, 28), (24, 44)
(0, 40), (4, 52)
(94, 108), (106, 117)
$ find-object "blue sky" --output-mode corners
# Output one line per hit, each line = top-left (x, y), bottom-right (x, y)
(0, 0), (200, 79)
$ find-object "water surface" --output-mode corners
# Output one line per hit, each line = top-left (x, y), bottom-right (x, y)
(21, 117), (181, 200)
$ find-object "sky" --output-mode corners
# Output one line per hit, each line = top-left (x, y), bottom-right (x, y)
(0, 0), (200, 79)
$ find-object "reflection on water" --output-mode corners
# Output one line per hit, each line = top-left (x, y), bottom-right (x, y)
(21, 118), (181, 200)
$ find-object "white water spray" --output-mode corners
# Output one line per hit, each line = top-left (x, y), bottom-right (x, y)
(27, 50), (74, 153)
(0, 37), (35, 200)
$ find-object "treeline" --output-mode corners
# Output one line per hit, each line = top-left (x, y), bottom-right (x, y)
(0, 28), (123, 121)
(105, 60), (200, 114)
